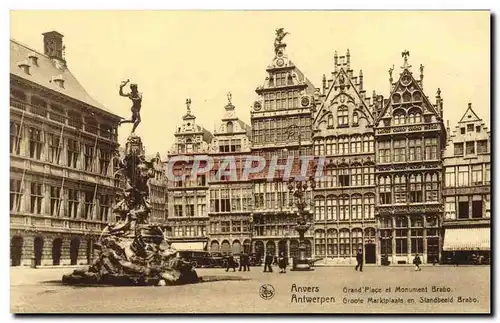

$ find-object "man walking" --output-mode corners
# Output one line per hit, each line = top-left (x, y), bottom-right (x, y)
(263, 252), (274, 273)
(355, 248), (363, 272)
(413, 253), (422, 271)
(225, 253), (237, 272)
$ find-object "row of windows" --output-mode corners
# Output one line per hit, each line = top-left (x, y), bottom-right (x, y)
(10, 91), (116, 139)
(378, 138), (439, 162)
(314, 194), (375, 221)
(323, 106), (360, 128)
(316, 166), (375, 188)
(209, 188), (253, 213)
(445, 164), (490, 187)
(252, 117), (311, 144)
(171, 225), (206, 237)
(314, 228), (375, 257)
(314, 134), (374, 156)
(444, 195), (491, 220)
(210, 220), (250, 233)
(9, 179), (111, 222)
(10, 122), (112, 176)
(379, 215), (439, 228)
(262, 90), (301, 110)
(378, 174), (440, 204)
(393, 108), (423, 125)
(453, 140), (489, 156)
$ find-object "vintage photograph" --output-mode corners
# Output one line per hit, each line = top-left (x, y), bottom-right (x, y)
(9, 10), (490, 314)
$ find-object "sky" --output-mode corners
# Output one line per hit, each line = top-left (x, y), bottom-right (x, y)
(10, 11), (490, 157)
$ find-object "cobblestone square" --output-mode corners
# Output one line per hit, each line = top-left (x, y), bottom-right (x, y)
(11, 265), (490, 314)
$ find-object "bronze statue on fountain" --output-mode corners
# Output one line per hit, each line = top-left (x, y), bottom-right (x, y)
(62, 82), (199, 286)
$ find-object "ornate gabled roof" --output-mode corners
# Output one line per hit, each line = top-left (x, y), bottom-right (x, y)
(375, 54), (441, 125)
(10, 38), (118, 118)
(458, 104), (482, 123)
(214, 92), (252, 138)
(313, 64), (373, 126)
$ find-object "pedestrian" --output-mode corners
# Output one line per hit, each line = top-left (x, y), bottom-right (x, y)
(355, 249), (363, 272)
(239, 252), (249, 272)
(244, 253), (251, 272)
(225, 253), (237, 272)
(413, 253), (422, 271)
(263, 252), (273, 273)
(278, 252), (287, 273)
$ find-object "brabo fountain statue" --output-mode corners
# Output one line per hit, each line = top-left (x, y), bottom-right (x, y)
(62, 82), (199, 286)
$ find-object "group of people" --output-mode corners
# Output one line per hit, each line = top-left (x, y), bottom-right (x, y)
(225, 252), (251, 272)
(264, 252), (288, 273)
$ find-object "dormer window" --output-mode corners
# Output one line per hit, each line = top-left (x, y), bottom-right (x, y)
(18, 61), (30, 75)
(28, 55), (39, 66)
(52, 75), (65, 88)
(227, 121), (234, 133)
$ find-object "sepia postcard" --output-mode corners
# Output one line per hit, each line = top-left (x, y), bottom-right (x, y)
(9, 10), (491, 314)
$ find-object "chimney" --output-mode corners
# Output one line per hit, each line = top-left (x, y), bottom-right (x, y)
(42, 31), (65, 62)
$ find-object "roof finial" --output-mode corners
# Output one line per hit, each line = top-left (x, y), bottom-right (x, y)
(227, 91), (232, 104)
(468, 102), (472, 109)
(437, 88), (441, 97)
(389, 64), (394, 82)
(401, 50), (411, 69)
(186, 98), (192, 113)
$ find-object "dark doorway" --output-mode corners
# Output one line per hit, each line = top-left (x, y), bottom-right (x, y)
(52, 238), (62, 265)
(427, 238), (440, 264)
(365, 243), (376, 264)
(70, 238), (80, 265)
(11, 236), (23, 266)
(34, 237), (43, 266)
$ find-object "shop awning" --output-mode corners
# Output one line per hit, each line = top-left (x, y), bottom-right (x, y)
(443, 228), (490, 251)
(170, 242), (207, 251)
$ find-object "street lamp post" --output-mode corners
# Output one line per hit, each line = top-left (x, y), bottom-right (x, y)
(285, 124), (316, 271)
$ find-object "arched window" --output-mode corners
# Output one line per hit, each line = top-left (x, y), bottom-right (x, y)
(226, 121), (234, 133)
(350, 135), (362, 153)
(338, 106), (349, 127)
(314, 196), (325, 221)
(409, 174), (423, 202)
(393, 110), (406, 125)
(379, 176), (392, 204)
(351, 195), (362, 220)
(325, 166), (337, 188)
(326, 195), (337, 220)
(352, 112), (359, 126)
(351, 164), (362, 186)
(363, 134), (374, 153)
(327, 114), (334, 128)
(363, 193), (375, 219)
(186, 139), (194, 153)
(362, 163), (375, 186)
(327, 229), (338, 256)
(352, 229), (363, 256)
(339, 136), (349, 155)
(339, 195), (350, 220)
(425, 173), (439, 202)
(394, 175), (407, 203)
(339, 229), (350, 256)
(326, 137), (336, 155)
(314, 230), (326, 256)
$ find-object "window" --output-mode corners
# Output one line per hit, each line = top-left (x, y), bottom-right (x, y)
(99, 149), (111, 176)
(314, 197), (325, 221)
(351, 195), (362, 220)
(174, 198), (183, 217)
(232, 220), (241, 232)
(476, 126), (481, 133)
(395, 217), (408, 255)
(460, 127), (465, 134)
(477, 140), (488, 154)
(315, 230), (326, 256)
(454, 143), (464, 156)
(339, 230), (350, 256)
(326, 196), (337, 220)
(327, 115), (334, 128)
(424, 137), (438, 160)
(351, 166), (362, 186)
(458, 197), (469, 219)
(48, 134), (62, 164)
(185, 197), (195, 216)
(67, 139), (79, 168)
(471, 165), (483, 185)
(409, 174), (423, 202)
(226, 122), (234, 133)
(30, 182), (43, 214)
(351, 229), (363, 256)
(10, 122), (22, 155)
(338, 106), (349, 127)
(445, 197), (456, 220)
(394, 175), (407, 203)
(394, 111), (406, 125)
(84, 190), (94, 219)
(68, 111), (82, 129)
(350, 136), (362, 153)
(338, 137), (349, 155)
(338, 167), (350, 187)
(327, 230), (338, 256)
(379, 176), (392, 204)
(411, 228), (424, 254)
(393, 139), (406, 162)
(325, 139), (336, 155)
(471, 196), (483, 218)
(10, 179), (22, 212)
(362, 166), (374, 186)
(99, 195), (110, 222)
(50, 186), (61, 216)
(465, 141), (475, 155)
(221, 221), (230, 233)
(197, 196), (206, 217)
(28, 128), (43, 160)
(339, 195), (350, 220)
(352, 112), (359, 126)
(425, 173), (439, 202)
(186, 139), (194, 154)
(363, 194), (375, 219)
(458, 166), (469, 186)
(467, 124), (474, 132)
(68, 189), (79, 218)
(84, 144), (94, 172)
(378, 141), (391, 163)
(31, 96), (47, 117)
(408, 138), (422, 161)
(485, 164), (490, 184)
(445, 167), (455, 187)
(363, 135), (374, 153)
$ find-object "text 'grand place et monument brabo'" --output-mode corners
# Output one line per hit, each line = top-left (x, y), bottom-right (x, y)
(9, 28), (490, 273)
